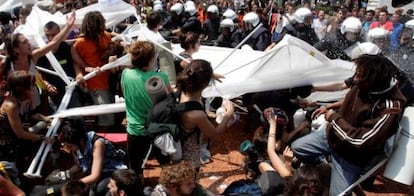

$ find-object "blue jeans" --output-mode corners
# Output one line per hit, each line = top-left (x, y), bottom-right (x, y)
(291, 130), (365, 196)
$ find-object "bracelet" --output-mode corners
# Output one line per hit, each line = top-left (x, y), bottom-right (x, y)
(268, 133), (276, 138)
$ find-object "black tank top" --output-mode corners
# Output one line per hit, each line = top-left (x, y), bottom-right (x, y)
(0, 112), (19, 161)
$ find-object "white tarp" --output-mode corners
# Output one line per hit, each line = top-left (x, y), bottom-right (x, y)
(0, 0), (137, 28)
(65, 0), (137, 28)
(194, 35), (355, 99)
(0, 0), (35, 12)
(6, 0), (136, 31)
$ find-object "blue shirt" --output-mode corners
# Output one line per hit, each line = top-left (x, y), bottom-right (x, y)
(390, 23), (404, 50)
(78, 132), (127, 174)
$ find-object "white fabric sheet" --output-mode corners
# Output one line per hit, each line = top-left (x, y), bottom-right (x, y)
(186, 35), (355, 99)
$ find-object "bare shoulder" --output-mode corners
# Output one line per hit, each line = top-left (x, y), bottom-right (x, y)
(93, 137), (105, 148)
(1, 98), (17, 112)
(181, 110), (209, 129)
(182, 110), (207, 121)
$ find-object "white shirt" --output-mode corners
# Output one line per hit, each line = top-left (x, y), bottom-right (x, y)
(312, 18), (328, 40)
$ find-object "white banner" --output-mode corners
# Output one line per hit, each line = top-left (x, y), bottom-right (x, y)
(189, 35), (355, 99)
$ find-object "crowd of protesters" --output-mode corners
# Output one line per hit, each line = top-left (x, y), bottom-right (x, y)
(0, 0), (413, 195)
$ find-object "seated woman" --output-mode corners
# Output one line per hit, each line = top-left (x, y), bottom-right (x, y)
(237, 107), (327, 195)
(262, 107), (327, 195)
(0, 71), (54, 178)
(57, 118), (127, 196)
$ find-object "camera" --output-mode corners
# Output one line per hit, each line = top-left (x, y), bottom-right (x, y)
(263, 107), (288, 125)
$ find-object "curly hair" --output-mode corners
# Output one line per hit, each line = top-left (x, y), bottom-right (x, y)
(159, 161), (196, 189)
(179, 32), (200, 50)
(286, 165), (324, 196)
(176, 59), (213, 93)
(81, 11), (106, 42)
(128, 41), (155, 70)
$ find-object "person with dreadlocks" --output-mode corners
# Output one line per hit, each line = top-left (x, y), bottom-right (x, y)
(291, 54), (407, 195)
(73, 11), (114, 129)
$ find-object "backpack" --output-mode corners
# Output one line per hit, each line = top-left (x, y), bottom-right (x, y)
(144, 93), (204, 163)
(92, 134), (127, 162)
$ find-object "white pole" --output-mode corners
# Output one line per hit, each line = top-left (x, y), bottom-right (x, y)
(82, 54), (131, 81)
(120, 17), (189, 63)
(36, 66), (61, 78)
(24, 85), (75, 177)
(133, 22), (191, 63)
(338, 159), (387, 196)
(214, 23), (264, 70)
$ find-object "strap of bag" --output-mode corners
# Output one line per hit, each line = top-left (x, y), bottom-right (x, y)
(175, 101), (204, 112)
(175, 101), (204, 144)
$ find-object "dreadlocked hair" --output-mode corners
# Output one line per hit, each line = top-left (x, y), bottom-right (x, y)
(81, 11), (106, 42)
(176, 59), (213, 94)
(353, 54), (397, 92)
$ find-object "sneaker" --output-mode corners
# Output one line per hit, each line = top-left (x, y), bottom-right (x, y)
(200, 144), (211, 164)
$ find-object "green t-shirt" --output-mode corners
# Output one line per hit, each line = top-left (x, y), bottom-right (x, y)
(121, 68), (169, 136)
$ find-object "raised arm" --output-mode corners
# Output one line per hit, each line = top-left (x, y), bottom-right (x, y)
(265, 108), (292, 177)
(32, 11), (76, 62)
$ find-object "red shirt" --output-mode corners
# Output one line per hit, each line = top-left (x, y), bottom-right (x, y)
(369, 21), (394, 31)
